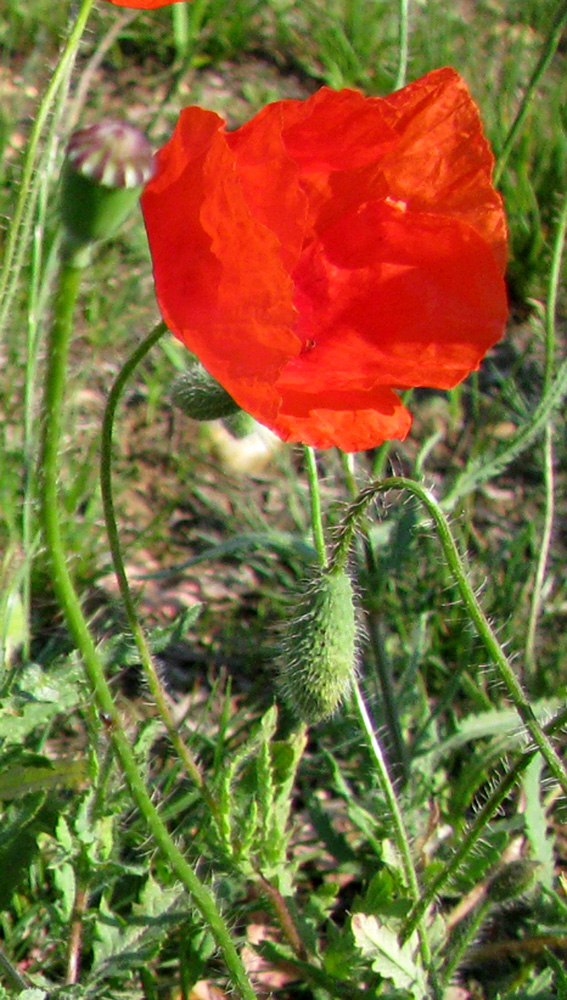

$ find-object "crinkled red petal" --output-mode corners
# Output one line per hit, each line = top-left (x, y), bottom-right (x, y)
(142, 70), (508, 452)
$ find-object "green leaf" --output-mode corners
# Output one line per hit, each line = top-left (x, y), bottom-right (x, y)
(523, 757), (554, 889)
(351, 913), (428, 999)
(0, 759), (85, 800)
(91, 878), (186, 981)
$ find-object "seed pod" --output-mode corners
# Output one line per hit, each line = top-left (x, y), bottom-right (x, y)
(170, 366), (240, 421)
(277, 567), (357, 724)
(60, 119), (155, 251)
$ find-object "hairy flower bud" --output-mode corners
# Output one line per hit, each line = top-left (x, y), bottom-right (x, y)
(486, 860), (540, 903)
(170, 365), (240, 421)
(60, 119), (155, 251)
(277, 568), (357, 724)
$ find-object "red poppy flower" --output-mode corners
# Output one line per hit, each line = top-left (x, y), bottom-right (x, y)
(142, 68), (508, 451)
(105, 0), (182, 7)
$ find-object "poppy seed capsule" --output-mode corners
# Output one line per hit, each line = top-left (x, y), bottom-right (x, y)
(171, 366), (240, 421)
(60, 120), (155, 249)
(278, 568), (357, 724)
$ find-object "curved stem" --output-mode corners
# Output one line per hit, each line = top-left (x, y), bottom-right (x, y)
(303, 446), (327, 568)
(100, 322), (220, 817)
(338, 453), (408, 782)
(524, 425), (554, 678)
(335, 478), (567, 795)
(39, 258), (257, 1000)
(401, 704), (567, 942)
(441, 353), (567, 510)
(524, 187), (567, 678)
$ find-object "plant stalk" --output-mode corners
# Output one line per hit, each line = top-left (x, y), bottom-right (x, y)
(38, 255), (257, 1000)
(100, 322), (221, 817)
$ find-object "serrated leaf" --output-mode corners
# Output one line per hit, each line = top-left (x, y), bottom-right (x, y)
(351, 913), (428, 999)
(0, 759), (85, 800)
(91, 878), (186, 981)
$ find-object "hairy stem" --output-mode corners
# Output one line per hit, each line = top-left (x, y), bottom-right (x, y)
(334, 479), (567, 795)
(39, 256), (257, 1000)
(353, 683), (441, 999)
(303, 446), (327, 567)
(100, 322), (220, 816)
(402, 705), (567, 941)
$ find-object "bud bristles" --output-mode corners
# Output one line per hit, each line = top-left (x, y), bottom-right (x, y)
(277, 567), (357, 724)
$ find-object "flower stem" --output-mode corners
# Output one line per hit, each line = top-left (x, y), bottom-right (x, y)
(441, 351), (567, 510)
(401, 705), (567, 942)
(338, 479), (567, 795)
(494, 0), (567, 185)
(524, 424), (554, 679)
(353, 683), (441, 999)
(303, 446), (327, 567)
(394, 0), (410, 90)
(100, 323), (220, 817)
(338, 453), (408, 782)
(524, 187), (567, 679)
(39, 255), (257, 1000)
(0, 944), (29, 993)
(0, 0), (95, 337)
(440, 897), (490, 986)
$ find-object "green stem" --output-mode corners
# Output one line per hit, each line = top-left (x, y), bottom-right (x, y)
(303, 446), (327, 567)
(441, 352), (567, 510)
(335, 479), (567, 795)
(441, 898), (490, 986)
(338, 453), (408, 782)
(494, 0), (567, 185)
(100, 323), (220, 817)
(172, 1), (190, 60)
(543, 188), (567, 390)
(394, 0), (410, 90)
(0, 944), (29, 993)
(402, 704), (567, 942)
(524, 188), (567, 678)
(0, 0), (95, 337)
(524, 424), (554, 679)
(353, 683), (441, 998)
(39, 257), (257, 1000)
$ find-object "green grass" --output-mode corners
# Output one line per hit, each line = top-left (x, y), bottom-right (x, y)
(1, 0), (567, 998)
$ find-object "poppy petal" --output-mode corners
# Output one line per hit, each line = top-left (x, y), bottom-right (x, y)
(142, 71), (508, 452)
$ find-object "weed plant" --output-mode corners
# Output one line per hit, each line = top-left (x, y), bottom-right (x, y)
(1, 2), (567, 1000)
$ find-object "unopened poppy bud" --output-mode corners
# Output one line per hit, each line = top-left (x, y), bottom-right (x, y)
(170, 365), (240, 421)
(486, 860), (540, 903)
(60, 119), (155, 250)
(278, 568), (357, 724)
(221, 411), (256, 438)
